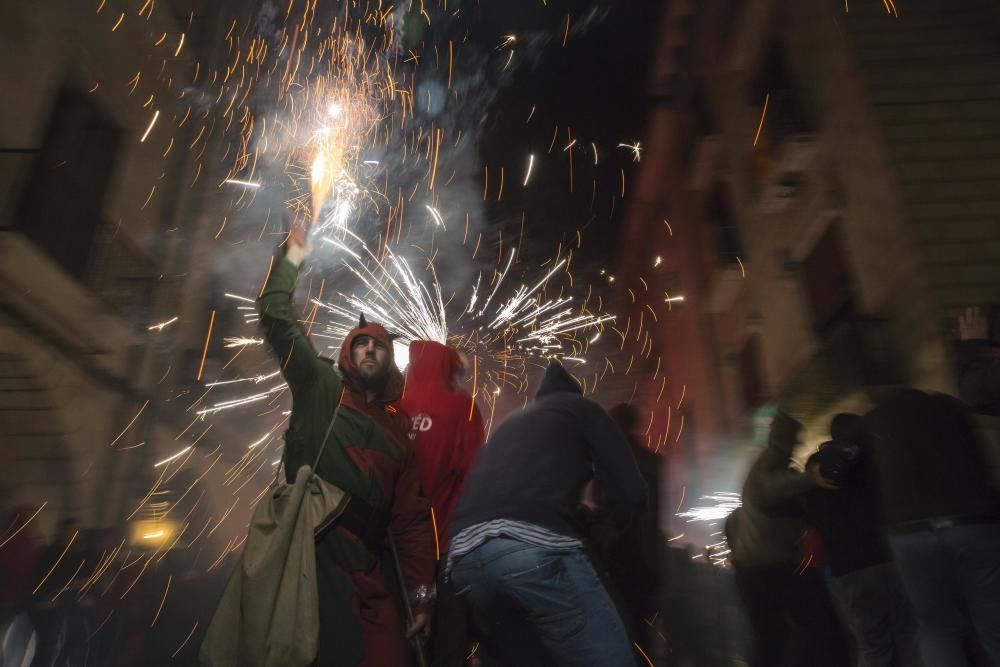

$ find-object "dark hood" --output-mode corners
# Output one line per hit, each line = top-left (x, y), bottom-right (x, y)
(337, 322), (404, 404)
(535, 362), (582, 398)
(764, 411), (803, 460)
(404, 340), (461, 392)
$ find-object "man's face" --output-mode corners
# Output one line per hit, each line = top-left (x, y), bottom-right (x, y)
(351, 335), (391, 387)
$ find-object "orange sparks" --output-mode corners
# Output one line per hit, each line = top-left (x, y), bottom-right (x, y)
(634, 642), (654, 667)
(139, 109), (159, 142)
(171, 622), (199, 659)
(0, 502), (47, 550)
(468, 356), (478, 421)
(109, 400), (149, 448)
(33, 530), (79, 595)
(430, 507), (441, 560)
(151, 575), (172, 627)
(196, 311), (216, 382)
(753, 93), (769, 148)
(430, 128), (442, 190)
(259, 255), (274, 298)
(141, 185), (156, 210)
(111, 11), (125, 31)
(447, 40), (454, 89)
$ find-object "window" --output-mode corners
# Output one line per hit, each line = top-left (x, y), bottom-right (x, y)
(691, 82), (717, 138)
(722, 0), (746, 43)
(739, 333), (766, 413)
(751, 41), (815, 142)
(802, 223), (853, 331)
(708, 183), (743, 265)
(17, 86), (121, 280)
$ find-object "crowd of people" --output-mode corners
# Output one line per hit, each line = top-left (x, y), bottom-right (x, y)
(725, 306), (1000, 667)
(4, 202), (1000, 667)
(199, 207), (661, 667)
(207, 208), (999, 666)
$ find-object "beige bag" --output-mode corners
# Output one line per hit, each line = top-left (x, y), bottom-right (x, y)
(199, 466), (349, 667)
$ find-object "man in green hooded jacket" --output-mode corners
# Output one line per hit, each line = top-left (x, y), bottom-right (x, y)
(256, 213), (435, 666)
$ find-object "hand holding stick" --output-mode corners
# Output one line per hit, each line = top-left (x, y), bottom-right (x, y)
(386, 528), (430, 667)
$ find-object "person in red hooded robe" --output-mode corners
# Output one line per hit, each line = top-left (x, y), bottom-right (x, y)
(397, 341), (485, 666)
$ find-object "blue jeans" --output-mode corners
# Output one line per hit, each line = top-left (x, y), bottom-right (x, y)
(828, 562), (921, 667)
(450, 536), (635, 666)
(889, 522), (1000, 667)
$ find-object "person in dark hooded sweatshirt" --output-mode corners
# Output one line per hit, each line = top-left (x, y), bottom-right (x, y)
(446, 362), (647, 666)
(255, 208), (436, 666)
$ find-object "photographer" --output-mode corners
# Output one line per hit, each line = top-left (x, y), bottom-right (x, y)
(726, 412), (849, 667)
(804, 414), (920, 667)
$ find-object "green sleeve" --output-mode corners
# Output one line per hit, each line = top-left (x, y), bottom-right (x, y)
(256, 257), (335, 396)
(745, 456), (813, 509)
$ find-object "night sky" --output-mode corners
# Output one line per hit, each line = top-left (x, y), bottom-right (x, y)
(395, 0), (662, 268)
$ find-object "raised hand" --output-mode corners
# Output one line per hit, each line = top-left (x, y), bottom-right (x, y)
(284, 205), (312, 252)
(959, 306), (989, 342)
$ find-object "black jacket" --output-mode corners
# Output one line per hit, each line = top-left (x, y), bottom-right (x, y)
(448, 363), (647, 542)
(956, 339), (1000, 416)
(804, 443), (891, 577)
(861, 389), (1000, 525)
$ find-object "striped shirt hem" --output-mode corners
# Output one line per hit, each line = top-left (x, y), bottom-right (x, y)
(446, 519), (582, 573)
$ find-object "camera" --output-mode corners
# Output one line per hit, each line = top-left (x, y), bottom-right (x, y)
(813, 438), (862, 485)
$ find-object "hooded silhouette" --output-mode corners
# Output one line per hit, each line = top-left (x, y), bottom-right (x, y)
(535, 361), (583, 397)
(449, 361), (646, 547)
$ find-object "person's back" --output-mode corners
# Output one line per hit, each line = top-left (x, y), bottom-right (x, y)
(728, 412), (817, 569)
(805, 438), (890, 577)
(449, 366), (644, 542)
(863, 389), (999, 525)
(804, 415), (920, 667)
(447, 362), (646, 666)
(862, 388), (1000, 665)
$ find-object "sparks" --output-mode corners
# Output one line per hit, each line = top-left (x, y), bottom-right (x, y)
(618, 141), (642, 161)
(425, 205), (446, 228)
(139, 110), (159, 143)
(523, 154), (535, 186)
(147, 316), (179, 331)
(153, 446), (192, 468)
(223, 336), (264, 348)
(677, 492), (742, 523)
